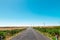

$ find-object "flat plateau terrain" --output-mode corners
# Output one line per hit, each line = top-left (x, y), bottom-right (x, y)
(0, 27), (25, 30)
(11, 28), (50, 40)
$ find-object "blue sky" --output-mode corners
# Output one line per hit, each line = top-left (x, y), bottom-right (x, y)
(0, 0), (60, 26)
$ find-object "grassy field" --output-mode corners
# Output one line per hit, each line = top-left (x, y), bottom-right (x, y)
(0, 27), (26, 30)
(33, 26), (60, 40)
(0, 27), (27, 40)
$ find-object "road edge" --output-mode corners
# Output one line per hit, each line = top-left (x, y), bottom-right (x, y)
(34, 29), (52, 40)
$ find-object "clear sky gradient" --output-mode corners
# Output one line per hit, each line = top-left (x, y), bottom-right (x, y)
(0, 0), (60, 26)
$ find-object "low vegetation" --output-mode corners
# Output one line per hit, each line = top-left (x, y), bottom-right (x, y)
(0, 27), (26, 40)
(33, 26), (60, 40)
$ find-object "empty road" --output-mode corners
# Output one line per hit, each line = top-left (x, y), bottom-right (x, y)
(11, 28), (50, 40)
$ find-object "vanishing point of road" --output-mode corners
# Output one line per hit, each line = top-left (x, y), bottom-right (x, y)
(11, 28), (50, 40)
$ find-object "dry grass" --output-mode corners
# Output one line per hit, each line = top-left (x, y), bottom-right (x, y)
(0, 27), (27, 40)
(0, 27), (26, 30)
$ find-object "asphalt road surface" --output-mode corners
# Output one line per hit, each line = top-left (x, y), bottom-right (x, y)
(11, 28), (50, 40)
